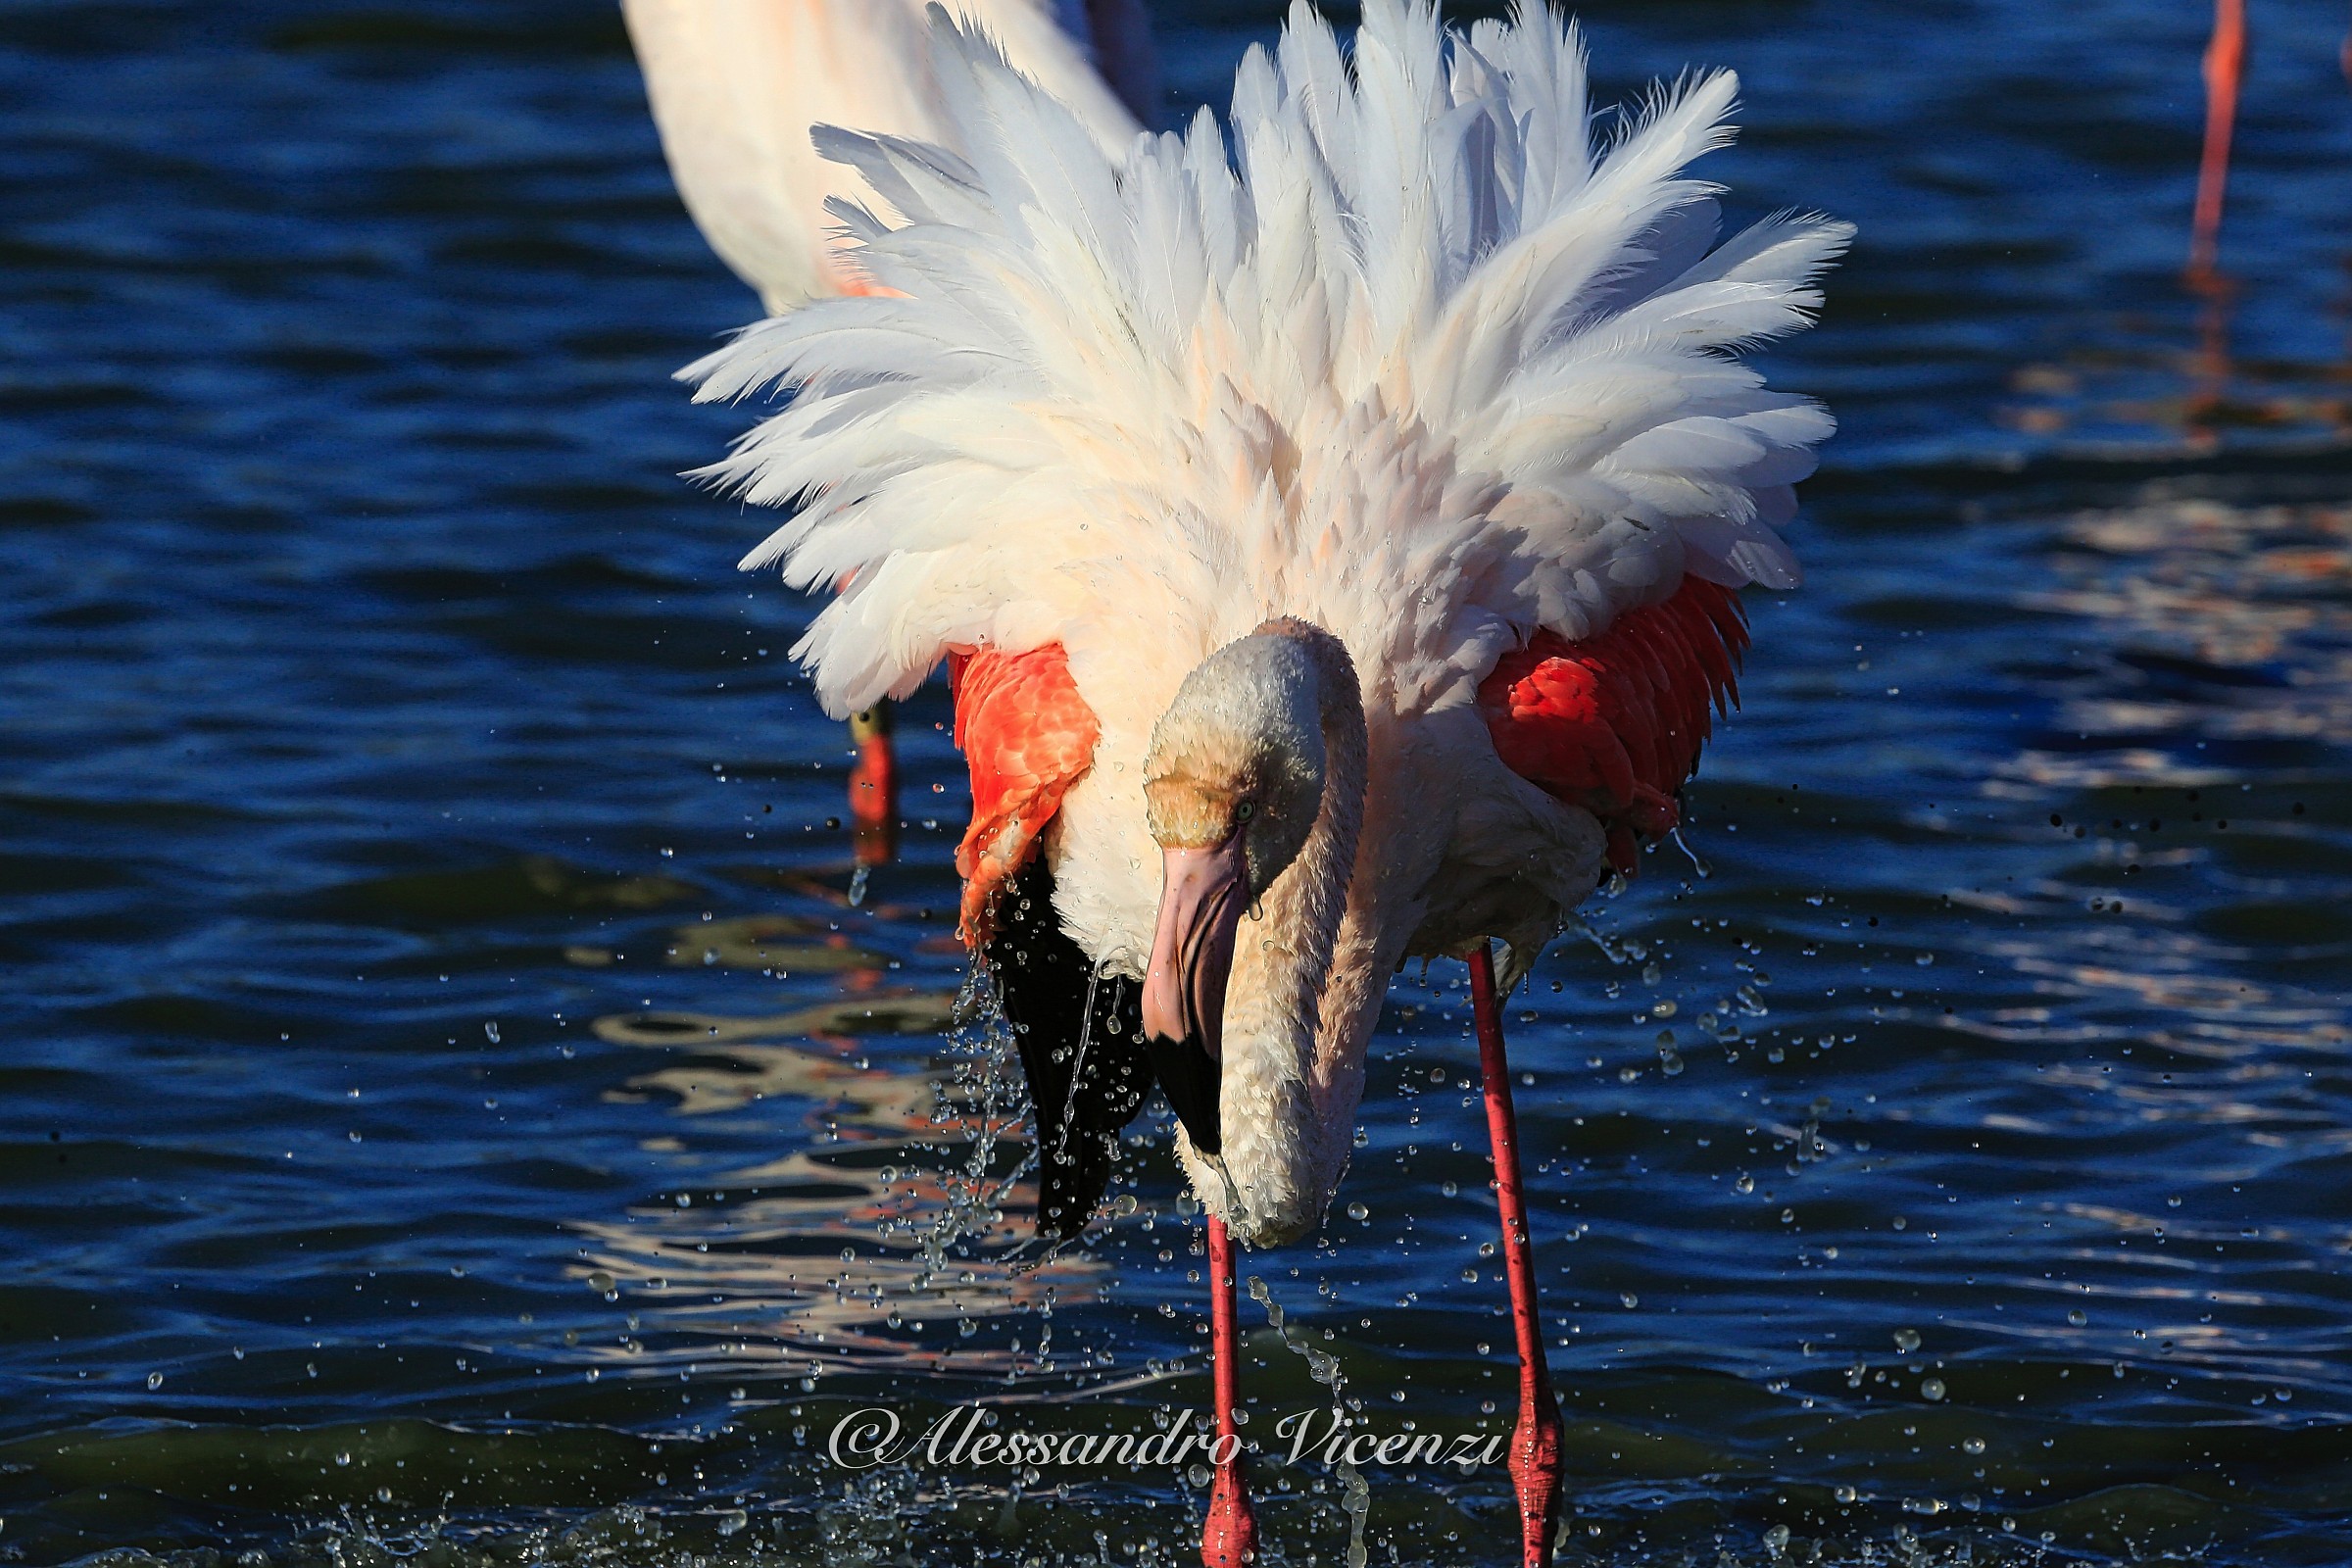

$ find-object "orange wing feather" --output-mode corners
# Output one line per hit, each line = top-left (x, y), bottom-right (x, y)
(1478, 576), (1749, 878)
(950, 644), (1100, 945)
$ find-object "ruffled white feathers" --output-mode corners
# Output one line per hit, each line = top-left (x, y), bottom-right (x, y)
(686, 0), (1849, 720)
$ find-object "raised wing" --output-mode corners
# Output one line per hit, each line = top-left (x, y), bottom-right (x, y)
(1478, 577), (1750, 877)
(686, 6), (1843, 724)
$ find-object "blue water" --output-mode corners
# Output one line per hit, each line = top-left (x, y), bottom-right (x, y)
(3, 2), (2351, 1564)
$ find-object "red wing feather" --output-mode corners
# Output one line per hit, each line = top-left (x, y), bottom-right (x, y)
(950, 644), (1100, 945)
(1478, 576), (1750, 878)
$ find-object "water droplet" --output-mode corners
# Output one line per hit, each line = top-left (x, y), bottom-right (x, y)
(1963, 1437), (1986, 1455)
(1893, 1328), (1922, 1353)
(1921, 1377), (1946, 1401)
(1620, 1293), (1639, 1309)
(146, 1371), (163, 1391)
(1186, 1463), (1213, 1489)
(1668, 826), (1711, 878)
(2068, 1308), (2087, 1327)
(586, 1271), (614, 1295)
(483, 1021), (501, 1044)
(1346, 1202), (1368, 1221)
(335, 1451), (351, 1467)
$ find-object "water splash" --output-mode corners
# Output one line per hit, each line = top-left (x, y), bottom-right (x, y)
(1056, 960), (1105, 1138)
(846, 862), (869, 907)
(1669, 824), (1713, 879)
(1561, 910), (1641, 966)
(912, 965), (1037, 1294)
(1248, 1275), (1370, 1568)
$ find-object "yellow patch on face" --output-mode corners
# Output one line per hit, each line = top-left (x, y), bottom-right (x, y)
(1144, 773), (1240, 850)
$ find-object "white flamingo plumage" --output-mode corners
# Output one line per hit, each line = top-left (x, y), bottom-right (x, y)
(628, 4), (1847, 1562)
(623, 0), (1157, 311)
(624, 0), (1160, 861)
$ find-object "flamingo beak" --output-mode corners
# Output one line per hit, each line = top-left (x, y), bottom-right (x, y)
(1141, 832), (1250, 1155)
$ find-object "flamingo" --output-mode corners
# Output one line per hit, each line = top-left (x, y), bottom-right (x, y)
(2189, 0), (2352, 277)
(636, 3), (1847, 1563)
(2191, 0), (2248, 278)
(624, 0), (1159, 865)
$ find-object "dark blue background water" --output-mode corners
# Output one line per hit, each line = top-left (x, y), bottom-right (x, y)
(4, 3), (2351, 1563)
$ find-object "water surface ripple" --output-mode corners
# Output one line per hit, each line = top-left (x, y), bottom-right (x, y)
(3, 2), (2350, 1564)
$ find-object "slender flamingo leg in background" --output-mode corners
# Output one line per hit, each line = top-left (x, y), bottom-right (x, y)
(2190, 0), (2247, 276)
(1201, 1214), (1258, 1567)
(848, 701), (897, 867)
(1471, 944), (1565, 1567)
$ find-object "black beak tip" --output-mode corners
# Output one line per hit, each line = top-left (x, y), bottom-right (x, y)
(1146, 1029), (1221, 1156)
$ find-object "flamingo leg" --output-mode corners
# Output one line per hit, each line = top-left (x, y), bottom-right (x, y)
(1470, 943), (1565, 1567)
(848, 701), (897, 867)
(2190, 0), (2248, 276)
(1201, 1213), (1258, 1567)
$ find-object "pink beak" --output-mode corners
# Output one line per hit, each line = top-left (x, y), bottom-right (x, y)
(1142, 834), (1250, 1071)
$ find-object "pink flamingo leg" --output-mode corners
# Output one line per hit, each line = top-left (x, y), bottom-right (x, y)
(1201, 1213), (1258, 1567)
(2190, 0), (2248, 276)
(1471, 943), (1565, 1567)
(848, 702), (897, 867)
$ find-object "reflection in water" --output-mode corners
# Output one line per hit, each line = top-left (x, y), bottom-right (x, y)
(10, 0), (2352, 1560)
(582, 993), (1141, 1390)
(2001, 269), (2352, 454)
(2028, 495), (2352, 760)
(1965, 488), (2352, 1094)
(2009, 58), (2352, 460)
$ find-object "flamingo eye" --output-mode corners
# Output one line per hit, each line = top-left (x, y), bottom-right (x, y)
(1236, 801), (1256, 822)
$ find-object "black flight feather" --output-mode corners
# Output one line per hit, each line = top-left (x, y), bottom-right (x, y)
(984, 856), (1153, 1241)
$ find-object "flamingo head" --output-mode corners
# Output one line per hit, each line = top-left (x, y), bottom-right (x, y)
(1138, 629), (1335, 1153)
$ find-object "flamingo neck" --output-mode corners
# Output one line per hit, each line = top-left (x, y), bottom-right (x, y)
(1197, 620), (1365, 1245)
